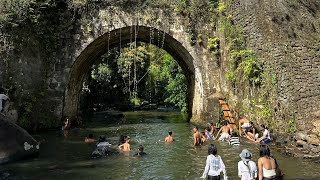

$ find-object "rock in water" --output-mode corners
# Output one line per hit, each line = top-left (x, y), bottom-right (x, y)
(0, 115), (39, 164)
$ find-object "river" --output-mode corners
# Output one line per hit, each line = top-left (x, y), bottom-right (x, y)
(2, 111), (320, 180)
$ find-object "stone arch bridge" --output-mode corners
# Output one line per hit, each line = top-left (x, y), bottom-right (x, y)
(65, 8), (222, 121)
(1, 1), (319, 133)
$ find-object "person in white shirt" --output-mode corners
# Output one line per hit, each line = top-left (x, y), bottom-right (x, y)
(256, 125), (271, 144)
(0, 90), (9, 113)
(238, 149), (257, 180)
(201, 144), (228, 180)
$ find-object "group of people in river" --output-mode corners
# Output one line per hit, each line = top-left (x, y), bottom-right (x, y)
(195, 119), (281, 180)
(192, 119), (271, 147)
(66, 113), (281, 179)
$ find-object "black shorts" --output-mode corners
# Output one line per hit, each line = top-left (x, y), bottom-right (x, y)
(208, 175), (220, 180)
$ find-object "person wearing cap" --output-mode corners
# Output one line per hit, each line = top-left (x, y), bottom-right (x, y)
(238, 149), (257, 180)
(201, 144), (228, 180)
(165, 131), (174, 143)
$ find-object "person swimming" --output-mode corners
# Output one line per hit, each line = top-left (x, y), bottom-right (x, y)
(165, 131), (174, 143)
(91, 136), (112, 158)
(134, 145), (147, 156)
(84, 133), (96, 143)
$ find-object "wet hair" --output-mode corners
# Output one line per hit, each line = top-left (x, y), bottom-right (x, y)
(88, 134), (93, 138)
(208, 144), (217, 155)
(261, 125), (268, 129)
(259, 145), (271, 157)
(210, 123), (214, 126)
(224, 121), (229, 126)
(168, 131), (173, 136)
(138, 145), (144, 151)
(98, 136), (106, 143)
(231, 132), (238, 137)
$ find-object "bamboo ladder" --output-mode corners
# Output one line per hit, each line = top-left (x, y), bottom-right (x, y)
(218, 99), (237, 130)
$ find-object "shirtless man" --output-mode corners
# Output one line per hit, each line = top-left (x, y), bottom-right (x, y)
(193, 127), (201, 146)
(165, 131), (174, 143)
(119, 137), (131, 151)
(216, 121), (231, 141)
(238, 117), (250, 136)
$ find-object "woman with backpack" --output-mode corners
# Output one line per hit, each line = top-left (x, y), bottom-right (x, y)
(238, 149), (257, 180)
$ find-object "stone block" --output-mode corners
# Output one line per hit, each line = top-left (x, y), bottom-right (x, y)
(296, 140), (308, 147)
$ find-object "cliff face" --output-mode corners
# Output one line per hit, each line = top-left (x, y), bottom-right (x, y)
(224, 0), (320, 134)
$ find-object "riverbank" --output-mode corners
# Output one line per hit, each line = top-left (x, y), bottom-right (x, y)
(191, 117), (320, 163)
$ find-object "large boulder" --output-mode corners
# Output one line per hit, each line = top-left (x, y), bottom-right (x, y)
(0, 115), (39, 164)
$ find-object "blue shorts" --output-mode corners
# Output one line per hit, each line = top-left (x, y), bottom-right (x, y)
(263, 138), (271, 144)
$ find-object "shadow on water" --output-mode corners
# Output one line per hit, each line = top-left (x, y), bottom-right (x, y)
(2, 111), (320, 180)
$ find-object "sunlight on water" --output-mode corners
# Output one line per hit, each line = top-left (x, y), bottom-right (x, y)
(2, 111), (320, 180)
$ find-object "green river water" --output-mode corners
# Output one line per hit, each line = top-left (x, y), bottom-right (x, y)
(2, 111), (320, 180)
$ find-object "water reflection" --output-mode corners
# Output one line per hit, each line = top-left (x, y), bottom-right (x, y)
(3, 111), (320, 180)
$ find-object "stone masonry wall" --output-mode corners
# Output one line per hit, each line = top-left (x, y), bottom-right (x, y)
(227, 0), (320, 133)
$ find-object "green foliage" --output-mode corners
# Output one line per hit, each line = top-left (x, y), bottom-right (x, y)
(226, 71), (236, 85)
(91, 63), (112, 83)
(197, 34), (203, 45)
(0, 0), (55, 28)
(84, 43), (187, 112)
(219, 11), (261, 87)
(259, 105), (273, 119)
(174, 0), (190, 14)
(216, 2), (225, 13)
(130, 97), (141, 106)
(230, 50), (261, 85)
(207, 37), (220, 55)
(287, 118), (297, 134)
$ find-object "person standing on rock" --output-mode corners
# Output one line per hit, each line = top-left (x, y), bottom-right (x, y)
(0, 88), (9, 114)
